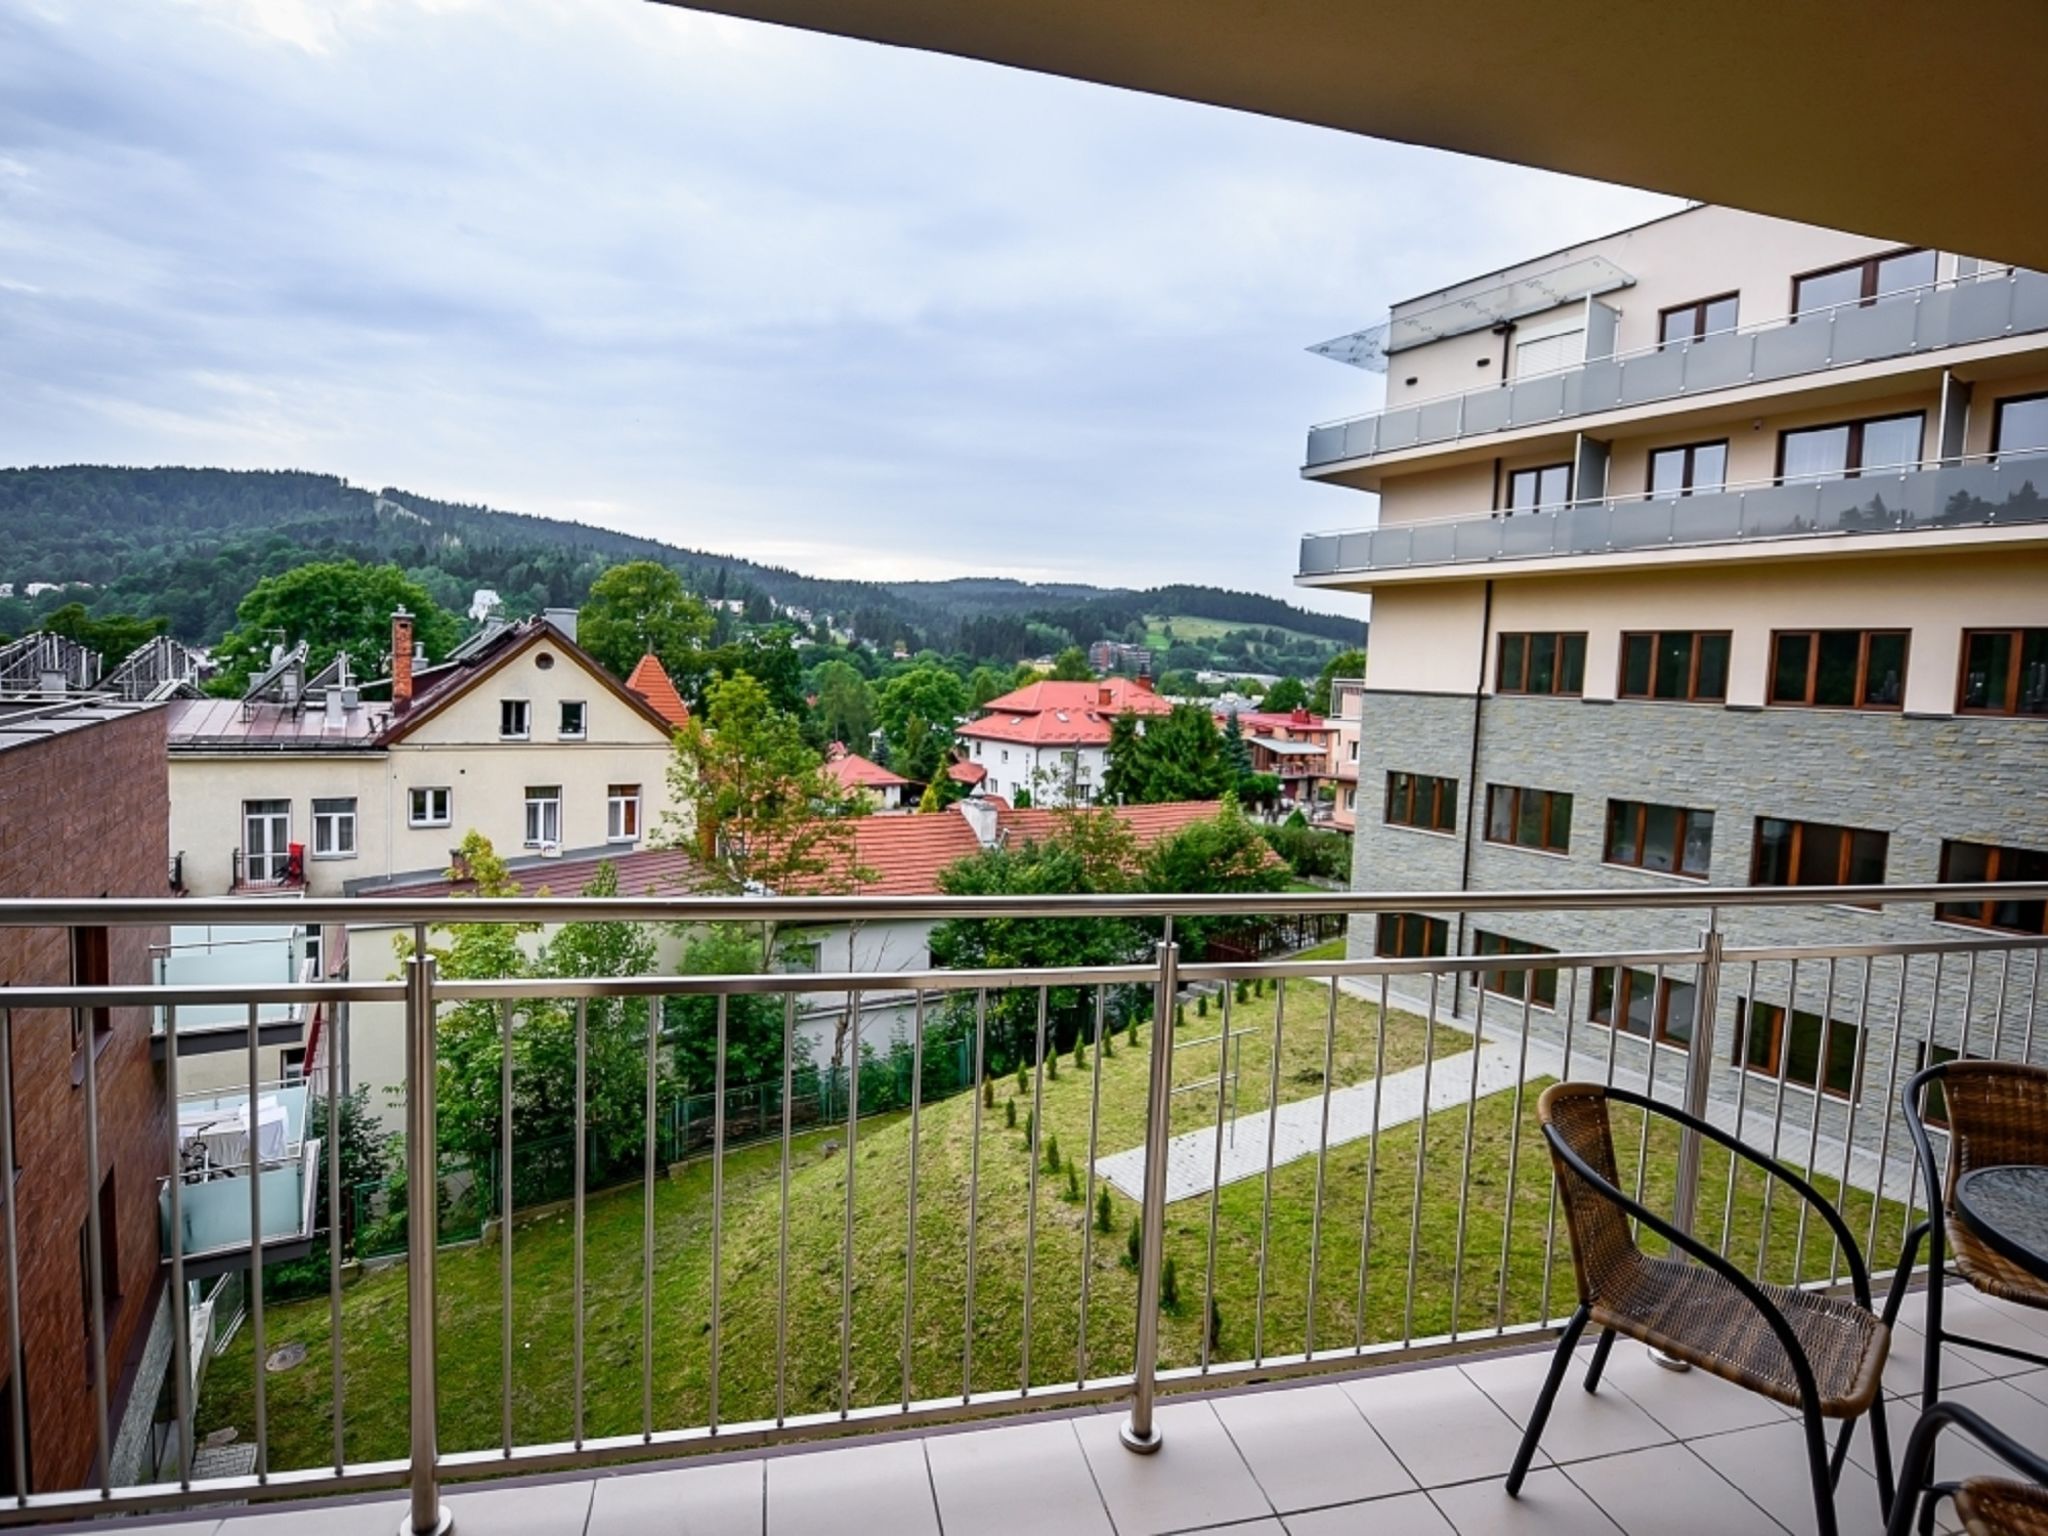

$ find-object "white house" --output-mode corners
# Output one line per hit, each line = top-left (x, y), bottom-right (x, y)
(954, 677), (1174, 807)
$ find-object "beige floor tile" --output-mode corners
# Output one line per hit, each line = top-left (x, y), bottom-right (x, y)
(1560, 1443), (1783, 1536)
(1688, 1421), (1889, 1536)
(1883, 1320), (1992, 1399)
(444, 1479), (597, 1535)
(924, 1419), (1111, 1536)
(1283, 1492), (1455, 1535)
(1458, 1348), (1671, 1465)
(1074, 1401), (1271, 1536)
(1424, 1469), (1622, 1536)
(1341, 1366), (1542, 1490)
(1212, 1384), (1416, 1513)
(767, 1439), (936, 1536)
(1591, 1340), (1790, 1440)
(587, 1458), (764, 1535)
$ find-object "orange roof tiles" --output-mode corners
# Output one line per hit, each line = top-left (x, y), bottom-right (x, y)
(824, 743), (911, 791)
(625, 654), (691, 730)
(978, 678), (1174, 716)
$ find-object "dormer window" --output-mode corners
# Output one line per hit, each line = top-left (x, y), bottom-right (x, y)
(500, 700), (531, 739)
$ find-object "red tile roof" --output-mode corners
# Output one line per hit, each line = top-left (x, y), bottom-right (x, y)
(947, 760), (987, 785)
(1222, 708), (1332, 735)
(956, 710), (1116, 747)
(355, 845), (709, 899)
(626, 654), (691, 730)
(979, 678), (1175, 716)
(825, 743), (911, 791)
(998, 799), (1236, 850)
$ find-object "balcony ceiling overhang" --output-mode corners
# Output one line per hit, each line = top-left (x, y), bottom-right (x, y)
(659, 0), (2048, 272)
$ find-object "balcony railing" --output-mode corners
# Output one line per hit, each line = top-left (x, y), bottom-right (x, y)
(0, 884), (2042, 1527)
(230, 847), (305, 894)
(1300, 448), (2048, 577)
(1304, 265), (2048, 469)
(161, 1081), (322, 1274)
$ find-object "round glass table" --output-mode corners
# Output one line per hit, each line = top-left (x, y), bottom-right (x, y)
(1955, 1165), (2048, 1281)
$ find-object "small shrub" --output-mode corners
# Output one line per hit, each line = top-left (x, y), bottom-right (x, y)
(1073, 1039), (1085, 1070)
(1047, 1052), (1059, 1081)
(1234, 979), (1249, 1005)
(1161, 1256), (1180, 1312)
(1043, 1131), (1061, 1173)
(1095, 1184), (1113, 1234)
(1207, 1297), (1223, 1352)
(1124, 1215), (1142, 1270)
(1174, 1002), (1186, 1025)
(1102, 1029), (1115, 1059)
(1131, 1019), (1143, 1048)
(1197, 994), (1209, 1017)
(982, 1078), (994, 1109)
(1023, 1109), (1034, 1149)
(1064, 1164), (1081, 1203)
(1016, 1061), (1028, 1094)
(1004, 1098), (1016, 1129)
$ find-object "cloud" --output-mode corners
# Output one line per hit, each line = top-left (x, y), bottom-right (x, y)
(0, 0), (1679, 612)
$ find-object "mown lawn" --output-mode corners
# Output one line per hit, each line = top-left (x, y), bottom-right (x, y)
(199, 977), (1911, 1469)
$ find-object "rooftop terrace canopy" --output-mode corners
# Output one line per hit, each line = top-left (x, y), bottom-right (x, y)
(661, 0), (2048, 273)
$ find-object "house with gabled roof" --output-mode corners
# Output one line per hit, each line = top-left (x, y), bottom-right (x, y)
(955, 675), (1174, 807)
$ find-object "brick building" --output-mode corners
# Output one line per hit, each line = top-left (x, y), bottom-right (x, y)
(0, 697), (174, 1492)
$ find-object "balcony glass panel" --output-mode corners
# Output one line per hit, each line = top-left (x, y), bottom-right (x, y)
(1378, 407), (1421, 451)
(1605, 501), (1674, 551)
(1830, 292), (1920, 365)
(1504, 371), (1564, 424)
(1617, 346), (1684, 405)
(2014, 268), (2048, 332)
(1461, 387), (1511, 434)
(1667, 493), (1743, 544)
(1750, 315), (1834, 381)
(1408, 521), (1458, 565)
(1496, 514), (1557, 557)
(1680, 330), (1749, 392)
(1454, 518), (1505, 561)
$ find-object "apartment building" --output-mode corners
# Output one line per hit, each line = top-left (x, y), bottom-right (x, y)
(1325, 676), (1365, 831)
(955, 676), (1172, 806)
(1219, 704), (1341, 821)
(167, 612), (684, 897)
(1298, 203), (2047, 1130)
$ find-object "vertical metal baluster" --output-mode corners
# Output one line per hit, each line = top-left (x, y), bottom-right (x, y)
(500, 998), (514, 1456)
(1828, 958), (1874, 1285)
(1496, 977), (1536, 1332)
(641, 995), (657, 1443)
(1865, 957), (1914, 1267)
(837, 991), (861, 1419)
(1629, 965), (1658, 1222)
(572, 999), (587, 1448)
(1199, 984), (1232, 1374)
(0, 1010), (22, 1503)
(1792, 958), (1839, 1283)
(1899, 955), (1947, 1260)
(1354, 970), (1391, 1352)
(709, 995), (727, 1433)
(161, 1002), (193, 1491)
(325, 998), (344, 1476)
(2022, 949), (2043, 1064)
(1021, 987), (1048, 1393)
(1960, 950), (1982, 1062)
(403, 938), (446, 1536)
(961, 988), (986, 1402)
(774, 994), (794, 1427)
(1719, 961), (1760, 1257)
(901, 990), (925, 1410)
(1305, 975), (1339, 1356)
(77, 977), (114, 1496)
(1757, 959), (1802, 1283)
(1540, 964), (1581, 1320)
(1989, 949), (2014, 1062)
(1122, 931), (1178, 1454)
(1252, 975), (1285, 1365)
(1401, 971), (1440, 1346)
(1078, 987), (1107, 1388)
(1449, 985), (1487, 1338)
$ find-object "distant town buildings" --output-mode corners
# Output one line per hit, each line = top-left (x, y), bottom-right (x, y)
(1086, 639), (1153, 675)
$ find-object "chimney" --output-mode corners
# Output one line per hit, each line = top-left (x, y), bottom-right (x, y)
(543, 607), (579, 643)
(392, 609), (415, 709)
(1097, 686), (1113, 708)
(956, 796), (1000, 848)
(1133, 672), (1155, 694)
(1291, 707), (1312, 726)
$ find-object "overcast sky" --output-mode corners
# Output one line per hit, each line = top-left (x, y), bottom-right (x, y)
(0, 0), (1679, 612)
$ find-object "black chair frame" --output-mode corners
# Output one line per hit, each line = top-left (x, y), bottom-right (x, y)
(1509, 1085), (1893, 1536)
(1885, 1399), (2048, 1536)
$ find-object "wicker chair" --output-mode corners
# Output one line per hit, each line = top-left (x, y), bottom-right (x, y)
(1885, 1400), (2048, 1536)
(1879, 1062), (2048, 1410)
(1511, 1082), (1893, 1536)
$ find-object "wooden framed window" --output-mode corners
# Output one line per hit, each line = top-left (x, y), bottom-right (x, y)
(1495, 632), (1586, 696)
(1485, 784), (1573, 854)
(1591, 967), (1698, 1047)
(70, 925), (111, 1047)
(1375, 912), (1448, 959)
(1992, 392), (2048, 461)
(1618, 631), (1731, 702)
(1604, 800), (1714, 879)
(1958, 628), (2048, 716)
(1751, 817), (1889, 891)
(1791, 247), (1935, 317)
(1474, 930), (1558, 1009)
(1384, 771), (1457, 834)
(1777, 412), (1924, 482)
(1657, 294), (1739, 348)
(1646, 440), (1729, 499)
(1505, 463), (1571, 512)
(1733, 998), (1862, 1099)
(1936, 840), (2048, 935)
(1768, 630), (1909, 709)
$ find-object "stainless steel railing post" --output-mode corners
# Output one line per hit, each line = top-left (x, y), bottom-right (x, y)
(1122, 936), (1179, 1454)
(1671, 913), (1723, 1238)
(402, 946), (451, 1536)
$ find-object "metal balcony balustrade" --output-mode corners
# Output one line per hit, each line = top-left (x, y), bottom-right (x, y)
(0, 883), (2042, 1532)
(1299, 447), (2048, 577)
(1303, 266), (2048, 470)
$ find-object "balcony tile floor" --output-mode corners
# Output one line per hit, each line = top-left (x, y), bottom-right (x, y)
(62, 1284), (2048, 1536)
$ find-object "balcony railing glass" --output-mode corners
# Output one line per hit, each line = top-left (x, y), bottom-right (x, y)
(1304, 266), (2048, 469)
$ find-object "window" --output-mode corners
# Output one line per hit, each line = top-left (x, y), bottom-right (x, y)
(558, 700), (587, 739)
(408, 786), (452, 828)
(1618, 631), (1731, 702)
(311, 797), (357, 859)
(777, 940), (822, 974)
(1992, 393), (2048, 462)
(280, 1047), (307, 1085)
(1384, 771), (1457, 834)
(71, 925), (111, 1048)
(1958, 629), (2048, 716)
(241, 799), (291, 883)
(1658, 294), (1739, 347)
(1474, 931), (1558, 1008)
(1751, 818), (1889, 891)
(1496, 632), (1587, 696)
(523, 786), (562, 848)
(1376, 912), (1447, 959)
(1936, 840), (2048, 935)
(1604, 800), (1714, 879)
(500, 699), (531, 739)
(1592, 967), (1698, 1046)
(1792, 247), (1936, 317)
(1733, 999), (1862, 1099)
(1485, 784), (1573, 854)
(1505, 463), (1571, 512)
(1768, 630), (1909, 709)
(1646, 440), (1729, 499)
(607, 784), (642, 843)
(1778, 412), (1924, 483)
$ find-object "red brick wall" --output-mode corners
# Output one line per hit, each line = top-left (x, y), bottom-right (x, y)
(0, 707), (171, 1491)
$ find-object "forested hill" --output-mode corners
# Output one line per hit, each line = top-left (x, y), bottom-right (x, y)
(0, 465), (1361, 664)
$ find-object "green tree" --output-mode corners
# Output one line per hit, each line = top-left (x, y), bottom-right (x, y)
(1261, 675), (1309, 712)
(1102, 704), (1231, 804)
(875, 661), (969, 785)
(809, 658), (878, 749)
(1221, 709), (1254, 787)
(40, 601), (166, 663)
(1142, 795), (1290, 953)
(664, 925), (803, 1093)
(210, 561), (459, 696)
(579, 560), (714, 680)
(1310, 648), (1368, 715)
(1049, 645), (1093, 681)
(966, 665), (1009, 708)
